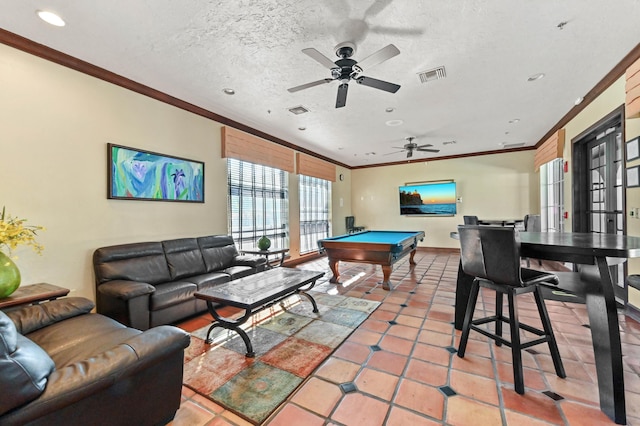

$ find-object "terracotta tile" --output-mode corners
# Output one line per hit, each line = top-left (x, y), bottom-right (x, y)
(543, 374), (600, 405)
(385, 406), (441, 426)
(169, 400), (216, 426)
(422, 319), (454, 335)
(418, 329), (454, 347)
(367, 351), (408, 376)
(354, 367), (399, 401)
(379, 334), (415, 356)
(267, 403), (325, 426)
(205, 417), (236, 426)
(503, 409), (559, 426)
(393, 378), (444, 420)
(191, 393), (225, 414)
(560, 400), (617, 426)
(314, 357), (362, 384)
(219, 409), (253, 426)
(395, 314), (424, 328)
(449, 369), (500, 406)
(501, 388), (565, 424)
(291, 377), (343, 416)
(331, 393), (389, 425)
(451, 353), (495, 378)
(369, 309), (397, 322)
(360, 318), (390, 333)
(446, 395), (503, 426)
(411, 342), (452, 366)
(347, 328), (383, 346)
(496, 362), (547, 391)
(404, 359), (448, 387)
(387, 323), (420, 340)
(332, 341), (371, 364)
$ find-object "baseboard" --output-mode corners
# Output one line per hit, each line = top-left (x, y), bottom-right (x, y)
(626, 304), (640, 323)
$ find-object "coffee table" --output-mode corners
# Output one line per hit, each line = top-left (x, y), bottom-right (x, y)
(194, 268), (324, 357)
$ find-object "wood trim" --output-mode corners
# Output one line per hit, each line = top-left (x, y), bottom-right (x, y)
(627, 56), (640, 119)
(296, 153), (336, 181)
(0, 28), (350, 170)
(221, 127), (294, 172)
(534, 129), (565, 170)
(535, 42), (640, 148)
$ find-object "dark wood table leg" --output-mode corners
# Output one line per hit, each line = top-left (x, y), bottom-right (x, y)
(381, 265), (393, 291)
(579, 258), (626, 424)
(454, 259), (475, 330)
(409, 248), (418, 265)
(328, 258), (340, 283)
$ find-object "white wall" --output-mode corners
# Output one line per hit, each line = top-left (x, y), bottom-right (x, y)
(351, 151), (538, 248)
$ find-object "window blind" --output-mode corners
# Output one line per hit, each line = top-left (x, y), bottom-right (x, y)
(299, 175), (330, 254)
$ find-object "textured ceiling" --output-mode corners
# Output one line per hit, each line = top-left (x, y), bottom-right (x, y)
(2, 0), (640, 167)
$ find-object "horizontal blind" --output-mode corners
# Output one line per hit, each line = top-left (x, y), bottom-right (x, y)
(227, 158), (289, 251)
(299, 175), (330, 254)
(296, 152), (336, 182)
(222, 126), (294, 172)
(626, 56), (640, 119)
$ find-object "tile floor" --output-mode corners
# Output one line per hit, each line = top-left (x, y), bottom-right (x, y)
(171, 249), (640, 425)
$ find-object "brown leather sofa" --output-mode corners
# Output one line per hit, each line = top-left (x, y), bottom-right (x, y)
(0, 297), (190, 425)
(93, 235), (267, 330)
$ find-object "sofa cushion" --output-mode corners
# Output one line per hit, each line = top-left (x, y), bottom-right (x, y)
(224, 265), (260, 280)
(197, 236), (239, 272)
(26, 313), (140, 369)
(183, 272), (230, 289)
(150, 281), (198, 311)
(93, 242), (171, 285)
(162, 238), (207, 280)
(0, 311), (55, 415)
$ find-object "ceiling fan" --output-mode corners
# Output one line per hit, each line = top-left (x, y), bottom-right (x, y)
(388, 137), (441, 158)
(287, 42), (401, 108)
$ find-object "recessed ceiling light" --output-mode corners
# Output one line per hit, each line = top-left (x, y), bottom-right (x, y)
(222, 88), (235, 95)
(574, 96), (584, 105)
(385, 119), (403, 127)
(37, 10), (65, 27)
(527, 73), (545, 82)
(385, 107), (395, 113)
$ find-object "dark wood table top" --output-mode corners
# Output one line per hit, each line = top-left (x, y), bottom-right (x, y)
(241, 247), (289, 255)
(0, 283), (70, 309)
(519, 231), (640, 260)
(195, 268), (324, 309)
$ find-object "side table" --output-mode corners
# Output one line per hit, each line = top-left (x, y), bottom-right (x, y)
(242, 248), (289, 269)
(0, 283), (70, 310)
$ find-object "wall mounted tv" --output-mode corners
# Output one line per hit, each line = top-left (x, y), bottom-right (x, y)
(399, 181), (457, 216)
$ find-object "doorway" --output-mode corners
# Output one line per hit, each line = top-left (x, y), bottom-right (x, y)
(572, 106), (626, 304)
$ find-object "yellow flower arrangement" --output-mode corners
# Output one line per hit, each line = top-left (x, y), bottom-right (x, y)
(0, 207), (45, 255)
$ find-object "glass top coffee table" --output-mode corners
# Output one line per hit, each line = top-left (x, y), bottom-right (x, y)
(194, 268), (324, 357)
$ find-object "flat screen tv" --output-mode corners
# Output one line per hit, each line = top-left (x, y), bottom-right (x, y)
(399, 181), (457, 216)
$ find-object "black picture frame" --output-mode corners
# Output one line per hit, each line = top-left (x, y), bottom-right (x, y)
(626, 165), (640, 188)
(108, 143), (205, 202)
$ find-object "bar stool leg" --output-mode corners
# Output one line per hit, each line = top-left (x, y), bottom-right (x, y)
(534, 286), (566, 378)
(495, 292), (503, 347)
(508, 290), (525, 394)
(458, 280), (480, 358)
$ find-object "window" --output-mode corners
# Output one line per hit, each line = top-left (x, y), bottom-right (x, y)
(227, 158), (288, 250)
(299, 175), (331, 254)
(540, 158), (564, 232)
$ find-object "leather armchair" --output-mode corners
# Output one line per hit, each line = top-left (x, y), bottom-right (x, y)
(0, 297), (190, 425)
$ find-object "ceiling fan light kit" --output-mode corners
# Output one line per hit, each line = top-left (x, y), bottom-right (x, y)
(387, 136), (441, 158)
(288, 42), (401, 108)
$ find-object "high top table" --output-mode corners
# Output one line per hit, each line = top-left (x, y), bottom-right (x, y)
(452, 231), (640, 425)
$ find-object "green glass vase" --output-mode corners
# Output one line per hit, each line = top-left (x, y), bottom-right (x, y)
(257, 236), (271, 251)
(0, 251), (21, 298)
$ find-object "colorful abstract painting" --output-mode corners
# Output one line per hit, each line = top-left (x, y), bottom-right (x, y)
(108, 144), (204, 202)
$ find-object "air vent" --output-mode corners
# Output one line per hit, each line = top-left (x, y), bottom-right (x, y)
(442, 140), (456, 145)
(417, 66), (446, 83)
(503, 143), (525, 149)
(288, 105), (309, 115)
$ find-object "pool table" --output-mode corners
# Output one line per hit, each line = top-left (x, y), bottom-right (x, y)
(318, 230), (425, 290)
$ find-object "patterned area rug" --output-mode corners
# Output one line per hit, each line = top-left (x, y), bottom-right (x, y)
(183, 292), (380, 424)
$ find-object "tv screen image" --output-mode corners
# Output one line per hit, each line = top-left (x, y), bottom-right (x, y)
(399, 181), (457, 216)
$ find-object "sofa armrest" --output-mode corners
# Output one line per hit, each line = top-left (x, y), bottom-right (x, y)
(4, 326), (189, 424)
(97, 280), (155, 301)
(232, 255), (267, 268)
(8, 297), (95, 335)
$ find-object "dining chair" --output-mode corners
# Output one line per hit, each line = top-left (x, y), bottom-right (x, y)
(456, 225), (565, 394)
(345, 216), (365, 234)
(523, 214), (542, 266)
(463, 215), (479, 225)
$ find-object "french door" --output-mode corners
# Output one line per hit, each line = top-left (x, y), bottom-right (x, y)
(572, 107), (626, 304)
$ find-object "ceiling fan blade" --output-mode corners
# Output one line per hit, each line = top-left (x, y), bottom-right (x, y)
(356, 76), (400, 93)
(302, 48), (336, 69)
(369, 26), (424, 37)
(416, 148), (441, 153)
(364, 0), (393, 18)
(417, 143), (434, 148)
(384, 150), (405, 156)
(288, 78), (334, 93)
(336, 83), (348, 108)
(356, 44), (400, 71)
